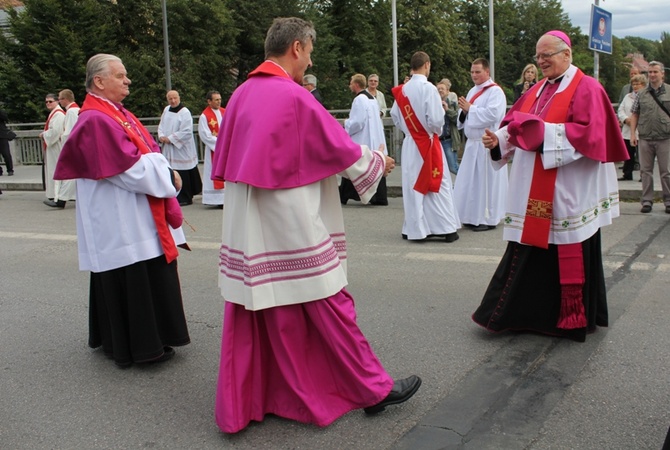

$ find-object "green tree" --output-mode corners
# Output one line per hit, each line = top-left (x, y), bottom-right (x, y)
(0, 0), (238, 121)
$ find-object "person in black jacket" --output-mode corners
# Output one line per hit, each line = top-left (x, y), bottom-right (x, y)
(513, 64), (538, 103)
(0, 109), (15, 177)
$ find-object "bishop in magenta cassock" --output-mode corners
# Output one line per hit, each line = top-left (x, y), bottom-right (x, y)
(211, 17), (421, 433)
(472, 31), (628, 342)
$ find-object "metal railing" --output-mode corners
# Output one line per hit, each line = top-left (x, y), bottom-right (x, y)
(7, 115), (403, 166)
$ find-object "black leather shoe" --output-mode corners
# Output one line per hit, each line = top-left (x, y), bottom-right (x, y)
(618, 177), (632, 181)
(43, 199), (66, 208)
(149, 346), (175, 364)
(641, 204), (652, 213)
(472, 224), (495, 232)
(445, 232), (459, 243)
(364, 375), (422, 415)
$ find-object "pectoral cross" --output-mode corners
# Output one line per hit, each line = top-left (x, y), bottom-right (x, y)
(403, 105), (419, 132)
(432, 167), (440, 178)
(209, 118), (218, 128)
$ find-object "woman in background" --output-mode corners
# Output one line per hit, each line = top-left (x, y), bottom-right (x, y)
(513, 64), (538, 103)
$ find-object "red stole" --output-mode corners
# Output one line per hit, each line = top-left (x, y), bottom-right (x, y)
(468, 83), (498, 105)
(80, 95), (179, 264)
(391, 84), (443, 194)
(43, 108), (65, 150)
(203, 106), (224, 189)
(517, 70), (587, 330)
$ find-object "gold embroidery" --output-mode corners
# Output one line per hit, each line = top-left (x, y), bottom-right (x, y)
(526, 198), (553, 219)
(403, 105), (419, 132)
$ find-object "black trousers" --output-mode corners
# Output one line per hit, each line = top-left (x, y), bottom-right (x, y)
(0, 139), (13, 173)
(621, 139), (637, 179)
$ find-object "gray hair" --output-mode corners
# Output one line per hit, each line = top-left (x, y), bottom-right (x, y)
(86, 54), (122, 91)
(438, 78), (452, 89)
(264, 17), (316, 59)
(303, 74), (317, 86)
(649, 61), (666, 73)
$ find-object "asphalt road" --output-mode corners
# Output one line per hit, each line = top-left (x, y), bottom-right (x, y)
(1, 192), (669, 449)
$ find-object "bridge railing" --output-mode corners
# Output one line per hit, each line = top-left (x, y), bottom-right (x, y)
(6, 114), (403, 166)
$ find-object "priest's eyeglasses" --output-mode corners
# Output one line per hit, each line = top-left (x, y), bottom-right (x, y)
(533, 50), (564, 62)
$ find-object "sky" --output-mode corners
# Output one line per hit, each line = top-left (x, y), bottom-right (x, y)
(561, 0), (669, 41)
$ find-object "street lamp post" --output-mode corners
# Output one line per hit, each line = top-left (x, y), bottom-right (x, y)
(161, 0), (171, 91)
(489, 0), (495, 80)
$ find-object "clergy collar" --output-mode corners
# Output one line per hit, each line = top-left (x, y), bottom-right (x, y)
(357, 89), (374, 99)
(169, 104), (184, 113)
(546, 67), (570, 84)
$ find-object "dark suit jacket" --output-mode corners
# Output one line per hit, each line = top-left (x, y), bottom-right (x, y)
(311, 88), (324, 105)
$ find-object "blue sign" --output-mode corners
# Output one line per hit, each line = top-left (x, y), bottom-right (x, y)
(589, 4), (613, 54)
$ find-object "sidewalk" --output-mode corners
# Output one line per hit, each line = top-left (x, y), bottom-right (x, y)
(0, 162), (663, 203)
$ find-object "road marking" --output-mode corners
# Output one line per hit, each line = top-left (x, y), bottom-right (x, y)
(4, 230), (669, 272)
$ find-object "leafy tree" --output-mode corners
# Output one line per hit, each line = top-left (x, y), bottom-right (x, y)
(656, 32), (670, 71)
(0, 0), (238, 121)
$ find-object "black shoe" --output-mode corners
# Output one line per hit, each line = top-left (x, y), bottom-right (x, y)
(666, 206), (670, 214)
(472, 224), (496, 232)
(402, 233), (407, 240)
(364, 375), (422, 415)
(179, 200), (192, 206)
(7, 171), (13, 176)
(618, 177), (632, 181)
(641, 204), (652, 213)
(149, 346), (175, 364)
(43, 199), (66, 208)
(445, 232), (459, 243)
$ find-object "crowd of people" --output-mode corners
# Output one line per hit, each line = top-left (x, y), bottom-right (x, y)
(3, 16), (669, 439)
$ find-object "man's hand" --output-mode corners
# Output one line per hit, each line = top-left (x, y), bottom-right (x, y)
(482, 129), (499, 149)
(631, 136), (638, 147)
(384, 155), (395, 177)
(173, 170), (182, 191)
(159, 136), (170, 144)
(458, 96), (471, 112)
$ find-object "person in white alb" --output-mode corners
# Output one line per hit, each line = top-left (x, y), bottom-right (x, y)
(390, 51), (460, 242)
(158, 90), (202, 206)
(44, 89), (79, 208)
(454, 58), (508, 231)
(198, 90), (224, 207)
(340, 73), (388, 205)
(40, 93), (65, 208)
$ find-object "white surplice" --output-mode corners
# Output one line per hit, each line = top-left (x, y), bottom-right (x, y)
(454, 79), (509, 226)
(74, 153), (184, 273)
(345, 93), (387, 154)
(218, 147), (385, 311)
(198, 109), (224, 205)
(390, 74), (460, 240)
(492, 65), (620, 245)
(157, 106), (198, 170)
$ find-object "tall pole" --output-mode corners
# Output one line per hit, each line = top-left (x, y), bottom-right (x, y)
(392, 0), (398, 87)
(489, 0), (495, 80)
(161, 0), (172, 91)
(593, 0), (600, 81)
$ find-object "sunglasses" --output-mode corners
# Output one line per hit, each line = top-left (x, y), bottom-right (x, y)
(45, 100), (57, 104)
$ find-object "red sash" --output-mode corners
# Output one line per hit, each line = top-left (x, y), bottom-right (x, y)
(43, 108), (65, 151)
(468, 83), (498, 105)
(203, 106), (224, 189)
(391, 84), (443, 194)
(517, 70), (587, 329)
(81, 95), (179, 264)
